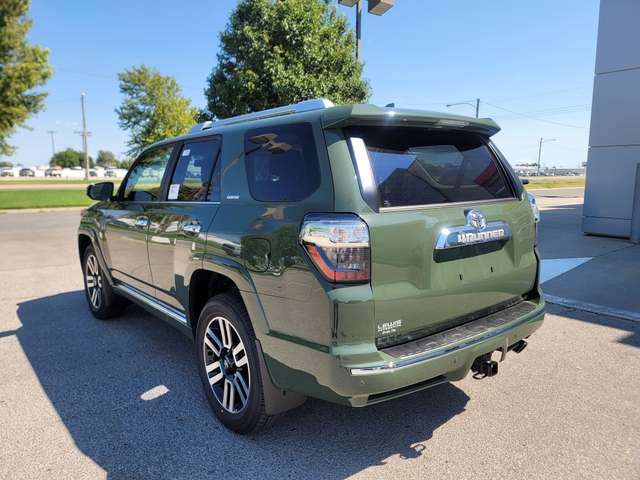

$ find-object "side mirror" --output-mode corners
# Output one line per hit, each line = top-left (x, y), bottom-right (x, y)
(86, 182), (114, 201)
(521, 178), (529, 185)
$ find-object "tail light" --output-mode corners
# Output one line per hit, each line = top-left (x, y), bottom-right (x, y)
(299, 214), (370, 283)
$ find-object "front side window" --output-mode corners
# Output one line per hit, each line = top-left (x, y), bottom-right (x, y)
(244, 123), (321, 202)
(168, 139), (221, 202)
(122, 145), (175, 201)
(345, 126), (513, 208)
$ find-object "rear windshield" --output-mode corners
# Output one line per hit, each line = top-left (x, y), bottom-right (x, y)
(345, 126), (513, 208)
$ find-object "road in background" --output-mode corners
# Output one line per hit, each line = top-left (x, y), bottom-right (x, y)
(0, 203), (638, 479)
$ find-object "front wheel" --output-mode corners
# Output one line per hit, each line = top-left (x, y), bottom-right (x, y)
(82, 245), (126, 319)
(196, 294), (277, 434)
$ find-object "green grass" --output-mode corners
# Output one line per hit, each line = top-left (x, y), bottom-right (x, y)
(524, 177), (586, 189)
(0, 179), (110, 185)
(0, 190), (93, 209)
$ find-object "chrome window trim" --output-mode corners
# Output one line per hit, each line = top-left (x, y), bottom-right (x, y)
(378, 197), (519, 213)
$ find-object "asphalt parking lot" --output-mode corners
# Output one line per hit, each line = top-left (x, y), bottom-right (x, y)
(0, 201), (639, 479)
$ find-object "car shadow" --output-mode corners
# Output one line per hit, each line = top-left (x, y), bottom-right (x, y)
(16, 291), (470, 479)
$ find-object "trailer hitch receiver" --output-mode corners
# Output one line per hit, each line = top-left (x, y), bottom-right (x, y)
(471, 353), (498, 379)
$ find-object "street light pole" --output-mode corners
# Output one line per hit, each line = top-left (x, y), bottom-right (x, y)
(537, 138), (556, 176)
(446, 99), (480, 118)
(46, 131), (56, 165)
(356, 0), (362, 62)
(338, 0), (394, 62)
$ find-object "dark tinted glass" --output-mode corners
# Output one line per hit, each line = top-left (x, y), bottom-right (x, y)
(244, 123), (320, 202)
(346, 127), (513, 208)
(169, 139), (220, 202)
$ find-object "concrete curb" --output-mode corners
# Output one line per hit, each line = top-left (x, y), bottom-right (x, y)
(544, 294), (640, 323)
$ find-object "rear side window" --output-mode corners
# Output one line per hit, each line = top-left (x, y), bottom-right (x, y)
(345, 126), (513, 208)
(169, 139), (221, 202)
(244, 123), (320, 202)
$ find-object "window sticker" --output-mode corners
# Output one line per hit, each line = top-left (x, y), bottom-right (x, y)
(182, 149), (191, 156)
(168, 184), (180, 200)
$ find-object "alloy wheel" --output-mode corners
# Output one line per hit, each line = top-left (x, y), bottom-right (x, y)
(84, 253), (103, 310)
(203, 316), (251, 413)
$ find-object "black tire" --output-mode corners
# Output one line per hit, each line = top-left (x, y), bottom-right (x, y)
(196, 294), (277, 434)
(82, 245), (126, 320)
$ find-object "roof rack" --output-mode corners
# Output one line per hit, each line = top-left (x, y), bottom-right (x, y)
(188, 98), (335, 134)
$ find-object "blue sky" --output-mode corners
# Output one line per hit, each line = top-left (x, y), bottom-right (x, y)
(7, 0), (600, 169)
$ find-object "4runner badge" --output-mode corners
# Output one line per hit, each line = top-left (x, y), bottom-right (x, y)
(378, 319), (402, 335)
(434, 211), (513, 250)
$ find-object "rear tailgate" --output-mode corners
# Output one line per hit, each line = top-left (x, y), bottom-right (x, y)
(339, 123), (538, 347)
(362, 200), (537, 346)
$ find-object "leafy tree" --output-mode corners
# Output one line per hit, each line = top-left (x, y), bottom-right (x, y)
(116, 65), (198, 157)
(96, 150), (116, 167)
(204, 0), (371, 119)
(51, 148), (93, 168)
(0, 161), (13, 168)
(118, 158), (134, 169)
(0, 0), (53, 157)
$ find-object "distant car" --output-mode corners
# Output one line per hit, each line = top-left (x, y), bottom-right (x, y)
(0, 168), (14, 177)
(89, 169), (98, 177)
(19, 168), (35, 177)
(45, 168), (62, 177)
(104, 169), (117, 177)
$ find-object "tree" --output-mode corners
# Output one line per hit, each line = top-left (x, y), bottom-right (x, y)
(204, 0), (371, 120)
(51, 148), (93, 169)
(116, 65), (198, 157)
(117, 158), (134, 169)
(0, 0), (53, 157)
(0, 161), (13, 168)
(96, 150), (116, 167)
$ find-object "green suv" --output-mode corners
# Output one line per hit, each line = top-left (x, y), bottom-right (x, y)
(78, 99), (545, 434)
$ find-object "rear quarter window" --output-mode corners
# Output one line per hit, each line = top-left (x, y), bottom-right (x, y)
(244, 123), (321, 202)
(345, 126), (514, 208)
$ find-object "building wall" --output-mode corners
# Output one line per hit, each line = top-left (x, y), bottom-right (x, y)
(582, 0), (640, 237)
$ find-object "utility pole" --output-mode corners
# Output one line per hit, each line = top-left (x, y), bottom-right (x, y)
(537, 138), (556, 176)
(46, 131), (56, 165)
(74, 93), (92, 180)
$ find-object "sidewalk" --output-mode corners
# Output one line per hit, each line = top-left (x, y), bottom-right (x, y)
(535, 190), (640, 320)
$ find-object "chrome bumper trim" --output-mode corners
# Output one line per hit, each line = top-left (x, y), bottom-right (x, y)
(350, 305), (545, 376)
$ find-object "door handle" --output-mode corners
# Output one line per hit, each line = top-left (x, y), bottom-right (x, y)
(134, 217), (149, 229)
(183, 223), (201, 237)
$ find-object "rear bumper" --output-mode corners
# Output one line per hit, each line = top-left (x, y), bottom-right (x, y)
(261, 298), (545, 407)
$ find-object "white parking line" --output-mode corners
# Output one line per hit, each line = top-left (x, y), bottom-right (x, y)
(540, 257), (591, 284)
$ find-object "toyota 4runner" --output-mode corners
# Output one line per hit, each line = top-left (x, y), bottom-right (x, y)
(78, 99), (545, 434)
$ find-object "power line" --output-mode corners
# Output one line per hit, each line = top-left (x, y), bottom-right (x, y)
(492, 104), (591, 121)
(492, 86), (592, 103)
(547, 142), (588, 153)
(56, 67), (202, 90)
(482, 101), (589, 129)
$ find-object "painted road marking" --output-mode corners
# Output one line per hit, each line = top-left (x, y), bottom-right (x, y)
(540, 257), (591, 284)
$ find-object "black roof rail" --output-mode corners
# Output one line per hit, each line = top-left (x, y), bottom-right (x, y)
(188, 98), (335, 134)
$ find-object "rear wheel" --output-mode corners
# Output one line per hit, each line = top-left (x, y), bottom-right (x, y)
(82, 245), (126, 319)
(196, 294), (276, 434)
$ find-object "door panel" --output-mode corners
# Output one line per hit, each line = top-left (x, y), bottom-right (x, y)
(147, 138), (222, 312)
(104, 203), (154, 296)
(103, 144), (175, 297)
